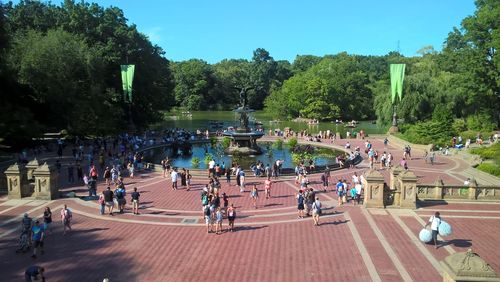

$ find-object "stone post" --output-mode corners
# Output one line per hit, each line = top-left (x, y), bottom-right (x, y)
(468, 178), (478, 200)
(4, 163), (30, 199)
(362, 169), (385, 208)
(390, 165), (403, 205)
(397, 170), (417, 209)
(434, 177), (444, 200)
(335, 132), (341, 140)
(33, 163), (59, 200)
(441, 249), (500, 282)
(25, 158), (40, 181)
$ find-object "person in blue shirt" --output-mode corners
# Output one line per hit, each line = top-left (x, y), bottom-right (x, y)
(25, 265), (45, 282)
(31, 221), (45, 259)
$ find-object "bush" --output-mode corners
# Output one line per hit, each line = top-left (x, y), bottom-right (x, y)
(400, 120), (455, 146)
(204, 153), (213, 164)
(209, 136), (217, 147)
(287, 137), (298, 149)
(466, 113), (496, 132)
(470, 142), (500, 160)
(452, 119), (467, 133)
(191, 157), (200, 168)
(476, 163), (500, 177)
(221, 137), (231, 149)
(272, 138), (283, 150)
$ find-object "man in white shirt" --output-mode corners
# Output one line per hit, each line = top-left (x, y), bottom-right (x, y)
(425, 212), (442, 249)
(208, 159), (216, 176)
(171, 168), (178, 190)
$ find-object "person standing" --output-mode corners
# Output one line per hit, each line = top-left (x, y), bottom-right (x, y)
(215, 207), (223, 235)
(225, 168), (231, 184)
(98, 191), (106, 215)
(312, 197), (322, 226)
(321, 170), (330, 192)
(264, 176), (272, 199)
(131, 187), (140, 215)
(186, 170), (192, 191)
(103, 167), (111, 186)
(239, 169), (246, 193)
(227, 204), (236, 232)
(425, 212), (442, 249)
(250, 184), (259, 209)
(204, 204), (213, 233)
(31, 220), (44, 258)
(103, 187), (114, 215)
(43, 207), (52, 234)
(171, 168), (178, 190)
(24, 265), (45, 282)
(180, 168), (187, 188)
(297, 190), (305, 218)
(60, 204), (72, 235)
(76, 163), (83, 183)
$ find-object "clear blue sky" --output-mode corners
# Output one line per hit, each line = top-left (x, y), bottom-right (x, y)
(55, 0), (477, 63)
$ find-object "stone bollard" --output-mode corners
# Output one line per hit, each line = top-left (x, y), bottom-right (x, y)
(434, 177), (444, 200)
(397, 170), (417, 209)
(33, 162), (59, 200)
(4, 163), (30, 199)
(336, 132), (341, 140)
(362, 169), (385, 208)
(25, 158), (40, 181)
(441, 249), (500, 282)
(390, 165), (403, 190)
(468, 178), (478, 200)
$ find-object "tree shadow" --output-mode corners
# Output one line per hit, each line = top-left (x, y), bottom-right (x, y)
(0, 215), (139, 281)
(234, 225), (268, 232)
(320, 219), (349, 225)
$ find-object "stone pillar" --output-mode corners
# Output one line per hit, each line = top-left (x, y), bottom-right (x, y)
(335, 132), (341, 140)
(4, 163), (30, 199)
(33, 163), (59, 200)
(468, 178), (478, 200)
(398, 170), (417, 209)
(441, 249), (500, 282)
(25, 158), (40, 181)
(434, 177), (444, 200)
(390, 165), (403, 205)
(362, 169), (385, 208)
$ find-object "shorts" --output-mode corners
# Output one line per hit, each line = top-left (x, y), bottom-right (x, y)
(33, 240), (42, 248)
(205, 215), (212, 225)
(228, 216), (235, 222)
(298, 203), (304, 210)
(132, 199), (139, 208)
(323, 181), (328, 187)
(105, 201), (113, 207)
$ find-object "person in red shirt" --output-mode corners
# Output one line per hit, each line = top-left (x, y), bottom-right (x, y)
(264, 176), (272, 199)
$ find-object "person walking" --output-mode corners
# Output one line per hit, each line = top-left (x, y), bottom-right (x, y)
(312, 197), (322, 226)
(131, 187), (140, 215)
(180, 168), (187, 188)
(24, 265), (45, 282)
(425, 212), (442, 249)
(204, 204), (213, 233)
(225, 168), (231, 184)
(227, 204), (236, 232)
(42, 207), (52, 234)
(60, 205), (72, 235)
(103, 167), (111, 186)
(321, 170), (330, 192)
(239, 169), (246, 192)
(31, 220), (44, 258)
(67, 163), (75, 184)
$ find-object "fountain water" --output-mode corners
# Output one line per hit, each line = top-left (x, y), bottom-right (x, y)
(223, 87), (264, 155)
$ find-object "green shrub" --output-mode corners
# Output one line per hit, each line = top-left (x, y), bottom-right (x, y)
(272, 138), (283, 150)
(470, 142), (500, 160)
(466, 113), (496, 132)
(209, 136), (217, 147)
(476, 163), (500, 177)
(221, 137), (231, 149)
(287, 137), (298, 149)
(191, 157), (200, 168)
(204, 153), (213, 164)
(452, 119), (467, 133)
(399, 120), (455, 146)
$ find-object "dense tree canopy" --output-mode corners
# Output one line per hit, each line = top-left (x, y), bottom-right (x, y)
(0, 0), (498, 148)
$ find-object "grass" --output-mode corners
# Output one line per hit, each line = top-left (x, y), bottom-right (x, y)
(470, 142), (500, 177)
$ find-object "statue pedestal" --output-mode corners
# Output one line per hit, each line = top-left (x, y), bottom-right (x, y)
(388, 126), (399, 133)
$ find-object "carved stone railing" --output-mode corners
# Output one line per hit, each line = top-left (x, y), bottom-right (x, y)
(417, 179), (500, 201)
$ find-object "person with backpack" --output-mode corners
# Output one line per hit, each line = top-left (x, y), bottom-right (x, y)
(297, 190), (305, 218)
(60, 205), (72, 235)
(204, 204), (213, 233)
(312, 197), (322, 226)
(425, 212), (442, 249)
(103, 186), (114, 215)
(115, 186), (126, 213)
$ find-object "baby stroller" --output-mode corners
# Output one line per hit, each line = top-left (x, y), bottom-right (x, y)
(16, 229), (31, 253)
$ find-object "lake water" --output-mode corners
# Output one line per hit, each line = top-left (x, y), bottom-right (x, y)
(155, 111), (387, 136)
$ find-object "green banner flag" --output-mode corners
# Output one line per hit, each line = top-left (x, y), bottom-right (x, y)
(120, 65), (135, 102)
(390, 64), (405, 104)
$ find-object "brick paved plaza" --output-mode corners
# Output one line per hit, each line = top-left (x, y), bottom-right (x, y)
(1, 137), (500, 281)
